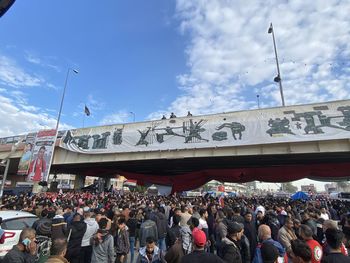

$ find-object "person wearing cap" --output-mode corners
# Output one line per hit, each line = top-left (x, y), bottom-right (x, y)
(221, 221), (244, 263)
(260, 242), (279, 263)
(181, 229), (224, 263)
(81, 206), (99, 263)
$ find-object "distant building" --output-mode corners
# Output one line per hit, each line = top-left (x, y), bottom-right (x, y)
(325, 183), (337, 194)
(301, 184), (316, 193)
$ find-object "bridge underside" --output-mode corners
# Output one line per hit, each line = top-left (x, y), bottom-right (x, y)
(51, 151), (350, 192)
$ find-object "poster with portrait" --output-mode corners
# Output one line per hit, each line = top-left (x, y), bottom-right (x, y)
(27, 129), (56, 182)
(17, 133), (36, 175)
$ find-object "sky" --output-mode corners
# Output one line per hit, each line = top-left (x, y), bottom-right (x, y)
(1, 1), (349, 190)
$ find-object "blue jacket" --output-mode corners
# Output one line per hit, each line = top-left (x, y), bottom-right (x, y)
(252, 238), (286, 263)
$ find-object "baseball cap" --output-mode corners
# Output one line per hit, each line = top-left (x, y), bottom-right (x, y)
(192, 229), (206, 247)
(261, 242), (279, 263)
(227, 221), (244, 235)
(83, 207), (90, 213)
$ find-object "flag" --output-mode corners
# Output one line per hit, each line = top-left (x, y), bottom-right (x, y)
(84, 105), (90, 116)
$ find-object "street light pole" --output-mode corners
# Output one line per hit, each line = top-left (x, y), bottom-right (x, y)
(268, 23), (285, 107)
(45, 68), (78, 183)
(0, 159), (10, 199)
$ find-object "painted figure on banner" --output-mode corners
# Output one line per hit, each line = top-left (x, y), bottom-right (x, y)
(28, 146), (47, 182)
(17, 143), (33, 175)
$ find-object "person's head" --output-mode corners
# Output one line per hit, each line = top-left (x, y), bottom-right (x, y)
(244, 211), (253, 222)
(83, 207), (91, 218)
(145, 236), (156, 254)
(261, 241), (279, 263)
(257, 210), (264, 220)
(258, 224), (271, 242)
(172, 214), (181, 226)
(192, 229), (207, 249)
(227, 221), (244, 241)
(19, 228), (36, 252)
(300, 224), (314, 241)
(50, 238), (67, 257)
(188, 217), (199, 230)
(117, 218), (126, 230)
(301, 211), (310, 221)
(291, 239), (312, 263)
(323, 220), (338, 233)
(199, 208), (208, 219)
(233, 206), (241, 215)
(294, 219), (301, 229)
(38, 146), (46, 159)
(174, 207), (181, 216)
(25, 143), (33, 152)
(73, 213), (83, 222)
(98, 217), (108, 230)
(284, 218), (294, 230)
(325, 228), (344, 251)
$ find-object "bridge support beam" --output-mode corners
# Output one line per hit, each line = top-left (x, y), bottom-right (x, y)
(74, 174), (85, 190)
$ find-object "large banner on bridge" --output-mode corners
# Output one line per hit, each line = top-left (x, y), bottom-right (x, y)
(59, 100), (350, 154)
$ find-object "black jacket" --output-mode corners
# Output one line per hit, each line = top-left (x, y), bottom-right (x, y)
(181, 250), (224, 263)
(2, 245), (36, 263)
(240, 235), (251, 263)
(66, 221), (87, 260)
(221, 237), (242, 263)
(51, 216), (68, 241)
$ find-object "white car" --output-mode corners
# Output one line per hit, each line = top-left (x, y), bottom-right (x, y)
(0, 211), (38, 257)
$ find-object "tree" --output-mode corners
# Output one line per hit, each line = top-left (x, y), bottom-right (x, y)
(336, 181), (350, 191)
(282, 182), (298, 193)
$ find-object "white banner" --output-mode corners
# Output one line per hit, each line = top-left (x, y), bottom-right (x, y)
(27, 129), (56, 182)
(60, 100), (350, 154)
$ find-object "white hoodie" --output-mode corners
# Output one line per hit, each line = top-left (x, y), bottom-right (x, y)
(81, 217), (99, 247)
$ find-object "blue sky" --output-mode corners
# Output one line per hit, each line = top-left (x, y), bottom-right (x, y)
(1, 1), (350, 190)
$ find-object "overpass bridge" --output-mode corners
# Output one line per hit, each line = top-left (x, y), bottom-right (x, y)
(1, 100), (350, 192)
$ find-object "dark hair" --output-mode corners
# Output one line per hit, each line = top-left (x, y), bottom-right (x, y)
(118, 218), (126, 225)
(291, 239), (312, 262)
(199, 208), (207, 217)
(98, 218), (108, 230)
(50, 238), (67, 256)
(173, 214), (181, 225)
(189, 217), (199, 228)
(325, 228), (344, 250)
(146, 236), (156, 244)
(129, 210), (135, 218)
(300, 224), (313, 238)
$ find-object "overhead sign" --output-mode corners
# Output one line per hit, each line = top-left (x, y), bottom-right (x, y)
(27, 129), (56, 182)
(60, 100), (350, 154)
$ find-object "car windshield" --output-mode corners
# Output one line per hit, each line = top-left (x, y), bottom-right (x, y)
(2, 217), (37, 230)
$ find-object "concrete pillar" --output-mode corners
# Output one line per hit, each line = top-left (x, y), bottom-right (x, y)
(74, 174), (85, 190)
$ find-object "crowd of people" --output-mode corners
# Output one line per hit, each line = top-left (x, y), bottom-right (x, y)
(1, 191), (350, 263)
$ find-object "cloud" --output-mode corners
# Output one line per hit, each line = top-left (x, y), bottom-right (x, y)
(99, 110), (134, 125)
(149, 1), (350, 118)
(0, 94), (73, 137)
(0, 55), (44, 88)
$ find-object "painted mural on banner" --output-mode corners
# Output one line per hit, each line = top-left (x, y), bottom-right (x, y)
(60, 100), (350, 154)
(17, 133), (36, 175)
(27, 129), (56, 182)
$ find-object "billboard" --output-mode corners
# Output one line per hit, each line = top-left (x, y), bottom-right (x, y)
(17, 133), (36, 175)
(27, 129), (56, 182)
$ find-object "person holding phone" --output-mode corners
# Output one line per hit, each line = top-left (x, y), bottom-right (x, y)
(3, 227), (37, 262)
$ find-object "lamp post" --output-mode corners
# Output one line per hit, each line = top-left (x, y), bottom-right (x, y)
(45, 68), (78, 183)
(130, 112), (135, 122)
(268, 23), (285, 107)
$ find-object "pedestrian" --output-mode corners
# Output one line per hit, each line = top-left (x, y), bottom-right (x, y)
(181, 229), (224, 263)
(321, 229), (350, 263)
(127, 210), (138, 263)
(221, 221), (244, 263)
(137, 236), (165, 263)
(46, 238), (69, 263)
(91, 218), (115, 263)
(3, 228), (37, 263)
(115, 217), (130, 263)
(139, 212), (158, 248)
(81, 207), (99, 263)
(291, 239), (312, 263)
(65, 213), (87, 263)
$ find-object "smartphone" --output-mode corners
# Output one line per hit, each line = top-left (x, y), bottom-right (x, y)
(22, 238), (31, 246)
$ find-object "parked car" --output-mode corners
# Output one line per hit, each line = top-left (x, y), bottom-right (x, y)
(0, 211), (38, 257)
